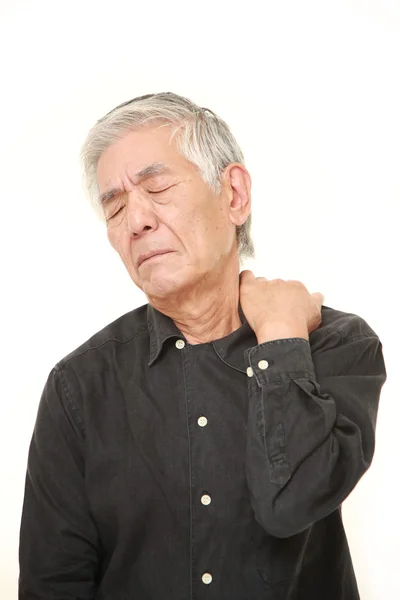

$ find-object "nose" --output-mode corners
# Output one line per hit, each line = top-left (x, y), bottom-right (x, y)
(125, 190), (158, 236)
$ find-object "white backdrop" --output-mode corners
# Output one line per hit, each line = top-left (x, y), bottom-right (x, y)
(1, 1), (398, 598)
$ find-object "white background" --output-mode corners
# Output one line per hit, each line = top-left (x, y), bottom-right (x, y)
(1, 1), (398, 598)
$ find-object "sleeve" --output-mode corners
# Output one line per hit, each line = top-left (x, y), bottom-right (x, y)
(244, 326), (387, 539)
(18, 366), (103, 599)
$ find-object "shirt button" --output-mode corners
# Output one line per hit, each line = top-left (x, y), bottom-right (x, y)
(202, 572), (212, 585)
(175, 339), (185, 349)
(201, 494), (211, 505)
(246, 367), (254, 377)
(198, 416), (208, 427)
(258, 360), (269, 370)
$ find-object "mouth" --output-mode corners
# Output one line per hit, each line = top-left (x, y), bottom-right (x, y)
(138, 250), (174, 267)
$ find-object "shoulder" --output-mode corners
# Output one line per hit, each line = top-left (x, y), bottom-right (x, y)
(53, 302), (149, 371)
(311, 304), (381, 349)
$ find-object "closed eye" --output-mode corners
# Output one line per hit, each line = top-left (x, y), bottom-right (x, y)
(107, 187), (173, 220)
(107, 205), (123, 220)
(149, 187), (170, 194)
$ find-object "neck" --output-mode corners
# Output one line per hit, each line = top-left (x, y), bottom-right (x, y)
(148, 261), (243, 345)
(173, 292), (242, 345)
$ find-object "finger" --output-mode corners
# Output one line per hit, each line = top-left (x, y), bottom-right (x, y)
(239, 270), (255, 281)
(312, 292), (324, 305)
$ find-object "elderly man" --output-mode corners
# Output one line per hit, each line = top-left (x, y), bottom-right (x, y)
(19, 92), (386, 600)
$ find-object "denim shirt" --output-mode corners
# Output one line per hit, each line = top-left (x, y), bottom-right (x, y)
(18, 300), (387, 600)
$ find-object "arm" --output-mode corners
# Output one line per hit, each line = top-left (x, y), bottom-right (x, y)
(18, 366), (102, 599)
(244, 321), (387, 539)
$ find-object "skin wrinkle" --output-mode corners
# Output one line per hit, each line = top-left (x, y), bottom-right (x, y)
(96, 123), (252, 345)
(98, 162), (172, 208)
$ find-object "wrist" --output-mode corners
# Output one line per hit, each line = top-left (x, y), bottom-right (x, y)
(256, 320), (309, 344)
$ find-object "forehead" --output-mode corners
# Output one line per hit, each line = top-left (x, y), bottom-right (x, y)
(96, 124), (189, 184)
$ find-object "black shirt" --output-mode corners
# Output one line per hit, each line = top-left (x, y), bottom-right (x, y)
(18, 300), (387, 600)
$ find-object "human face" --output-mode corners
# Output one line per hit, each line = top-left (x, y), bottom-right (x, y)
(96, 123), (239, 301)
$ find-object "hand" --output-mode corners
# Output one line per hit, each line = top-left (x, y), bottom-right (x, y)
(239, 270), (324, 339)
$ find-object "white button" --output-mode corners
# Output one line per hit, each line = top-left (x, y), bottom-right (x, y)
(198, 416), (208, 427)
(201, 494), (211, 505)
(202, 572), (212, 585)
(246, 367), (254, 377)
(258, 360), (269, 370)
(175, 339), (185, 349)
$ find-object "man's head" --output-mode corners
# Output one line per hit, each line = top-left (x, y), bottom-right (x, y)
(80, 92), (254, 302)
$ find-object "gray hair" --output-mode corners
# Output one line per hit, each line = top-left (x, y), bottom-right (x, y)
(80, 91), (255, 262)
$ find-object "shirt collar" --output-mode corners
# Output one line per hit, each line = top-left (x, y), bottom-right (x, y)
(147, 299), (257, 373)
(147, 303), (184, 366)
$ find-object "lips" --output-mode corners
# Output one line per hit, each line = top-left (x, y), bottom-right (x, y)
(137, 250), (173, 267)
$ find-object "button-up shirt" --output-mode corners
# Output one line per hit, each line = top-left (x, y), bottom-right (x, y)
(18, 300), (387, 600)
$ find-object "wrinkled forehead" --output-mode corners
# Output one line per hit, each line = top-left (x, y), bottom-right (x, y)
(97, 123), (192, 177)
(95, 125), (200, 203)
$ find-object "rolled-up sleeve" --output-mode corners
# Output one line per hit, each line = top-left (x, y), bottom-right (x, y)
(18, 366), (102, 599)
(244, 322), (387, 539)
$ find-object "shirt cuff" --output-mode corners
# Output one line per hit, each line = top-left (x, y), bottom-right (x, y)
(244, 338), (316, 390)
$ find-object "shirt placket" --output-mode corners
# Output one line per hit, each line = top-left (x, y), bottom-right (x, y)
(177, 338), (218, 599)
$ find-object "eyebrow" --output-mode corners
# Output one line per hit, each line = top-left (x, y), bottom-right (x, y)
(98, 161), (171, 206)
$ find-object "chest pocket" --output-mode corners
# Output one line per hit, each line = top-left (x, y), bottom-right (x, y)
(252, 519), (312, 586)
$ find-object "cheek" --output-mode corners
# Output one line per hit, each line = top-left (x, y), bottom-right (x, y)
(106, 228), (118, 253)
(107, 228), (132, 268)
(183, 203), (212, 231)
(180, 207), (222, 252)
(107, 227), (125, 255)
(199, 206), (227, 240)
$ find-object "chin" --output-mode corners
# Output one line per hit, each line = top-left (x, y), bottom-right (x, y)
(142, 267), (196, 300)
(141, 274), (180, 299)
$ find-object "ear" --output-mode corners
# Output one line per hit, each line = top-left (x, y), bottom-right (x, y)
(221, 163), (252, 227)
